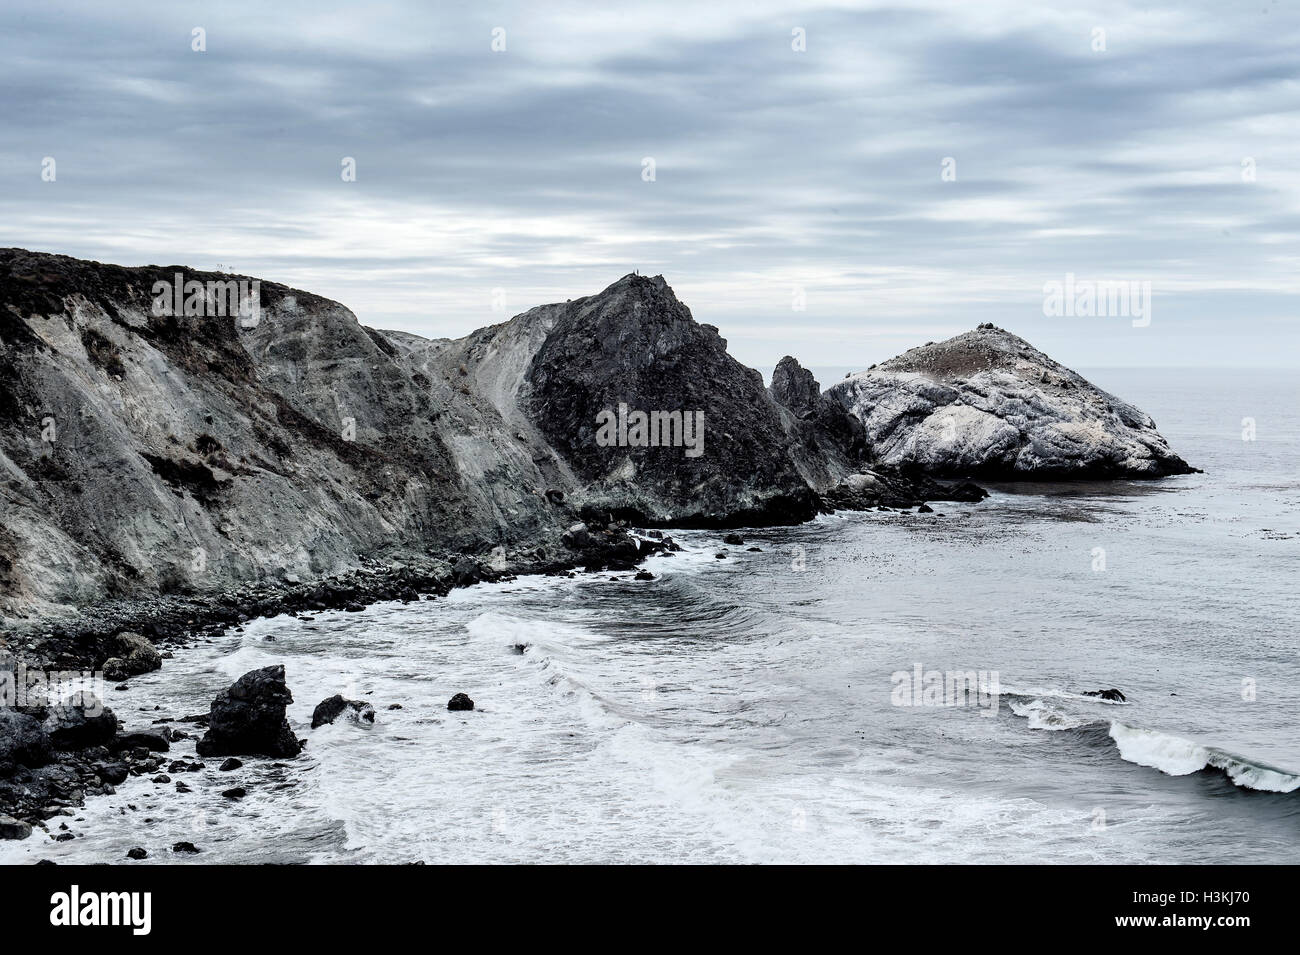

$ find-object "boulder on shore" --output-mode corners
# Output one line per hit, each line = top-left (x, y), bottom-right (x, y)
(0, 814), (33, 840)
(101, 631), (163, 681)
(44, 698), (118, 750)
(195, 665), (302, 758)
(0, 711), (51, 777)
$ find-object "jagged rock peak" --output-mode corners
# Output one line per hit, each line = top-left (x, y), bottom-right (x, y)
(770, 356), (822, 417)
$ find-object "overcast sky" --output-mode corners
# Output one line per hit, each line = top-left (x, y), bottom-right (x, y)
(3, 1), (1298, 368)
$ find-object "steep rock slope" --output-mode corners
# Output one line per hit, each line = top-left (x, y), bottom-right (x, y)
(519, 274), (818, 526)
(826, 324), (1196, 478)
(768, 355), (867, 490)
(0, 250), (565, 627)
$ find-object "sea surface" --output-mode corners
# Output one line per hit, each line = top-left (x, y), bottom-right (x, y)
(4, 368), (1297, 864)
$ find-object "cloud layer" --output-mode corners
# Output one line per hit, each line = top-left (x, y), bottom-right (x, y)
(3, 0), (1298, 367)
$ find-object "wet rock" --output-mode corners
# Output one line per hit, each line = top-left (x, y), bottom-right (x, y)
(218, 757), (242, 772)
(447, 693), (474, 712)
(562, 523), (592, 550)
(722, 533), (745, 545)
(126, 847), (147, 860)
(917, 503), (934, 513)
(450, 556), (484, 588)
(221, 787), (246, 800)
(101, 631), (163, 681)
(44, 699), (118, 751)
(109, 731), (170, 753)
(194, 665), (302, 758)
(0, 814), (32, 840)
(311, 695), (376, 729)
(1084, 688), (1127, 702)
(171, 841), (200, 854)
(95, 763), (129, 785)
(634, 570), (655, 581)
(0, 710), (52, 777)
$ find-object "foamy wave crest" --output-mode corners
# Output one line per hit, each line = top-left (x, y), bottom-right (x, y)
(1008, 698), (1102, 731)
(463, 611), (626, 730)
(1109, 723), (1300, 793)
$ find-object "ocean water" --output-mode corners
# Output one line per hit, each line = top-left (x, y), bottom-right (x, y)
(3, 368), (1297, 864)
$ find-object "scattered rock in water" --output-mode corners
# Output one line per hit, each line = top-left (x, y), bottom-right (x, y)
(152, 774), (170, 784)
(746, 546), (762, 552)
(101, 631), (163, 681)
(109, 731), (170, 753)
(387, 703), (403, 710)
(917, 503), (934, 513)
(195, 665), (302, 758)
(634, 570), (655, 581)
(126, 847), (147, 860)
(171, 841), (200, 854)
(221, 787), (246, 800)
(722, 533), (745, 545)
(715, 552), (727, 559)
(447, 693), (475, 712)
(219, 757), (242, 771)
(1084, 688), (1127, 702)
(311, 695), (376, 729)
(175, 781), (191, 793)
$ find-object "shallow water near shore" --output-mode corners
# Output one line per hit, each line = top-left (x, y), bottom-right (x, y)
(4, 368), (1297, 864)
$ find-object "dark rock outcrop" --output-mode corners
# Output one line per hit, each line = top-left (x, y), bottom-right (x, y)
(447, 693), (474, 712)
(195, 665), (302, 758)
(311, 694), (376, 729)
(1084, 688), (1127, 702)
(769, 356), (868, 489)
(521, 275), (819, 527)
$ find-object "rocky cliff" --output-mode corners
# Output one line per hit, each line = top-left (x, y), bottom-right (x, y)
(0, 252), (1194, 644)
(825, 324), (1196, 479)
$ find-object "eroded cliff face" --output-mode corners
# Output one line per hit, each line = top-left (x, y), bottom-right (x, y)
(825, 324), (1196, 479)
(0, 249), (569, 628)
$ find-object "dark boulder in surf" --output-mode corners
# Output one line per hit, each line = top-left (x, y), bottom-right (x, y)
(311, 695), (376, 729)
(1084, 688), (1127, 702)
(195, 665), (302, 758)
